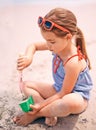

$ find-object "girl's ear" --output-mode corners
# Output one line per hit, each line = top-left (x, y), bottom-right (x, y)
(66, 33), (72, 39)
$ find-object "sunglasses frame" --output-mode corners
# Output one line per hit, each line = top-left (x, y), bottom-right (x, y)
(38, 16), (70, 33)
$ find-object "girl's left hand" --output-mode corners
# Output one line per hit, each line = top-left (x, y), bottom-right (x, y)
(28, 104), (40, 115)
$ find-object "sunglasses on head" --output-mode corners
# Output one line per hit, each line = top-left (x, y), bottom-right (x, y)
(38, 16), (70, 33)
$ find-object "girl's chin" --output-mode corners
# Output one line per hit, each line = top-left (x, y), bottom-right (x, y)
(49, 50), (57, 54)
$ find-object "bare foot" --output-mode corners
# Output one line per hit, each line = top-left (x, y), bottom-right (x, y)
(13, 113), (37, 126)
(45, 117), (57, 126)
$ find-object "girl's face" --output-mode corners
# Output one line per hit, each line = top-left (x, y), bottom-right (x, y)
(41, 31), (69, 54)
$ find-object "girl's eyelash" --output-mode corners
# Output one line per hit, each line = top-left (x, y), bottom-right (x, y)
(50, 41), (55, 44)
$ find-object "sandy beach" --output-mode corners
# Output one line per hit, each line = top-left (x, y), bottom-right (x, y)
(0, 1), (96, 130)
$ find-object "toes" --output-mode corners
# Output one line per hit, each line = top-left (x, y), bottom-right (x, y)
(51, 117), (57, 126)
(16, 119), (26, 126)
(45, 117), (50, 125)
(13, 115), (23, 123)
(13, 116), (20, 123)
(13, 116), (26, 126)
(45, 117), (57, 126)
(13, 113), (34, 126)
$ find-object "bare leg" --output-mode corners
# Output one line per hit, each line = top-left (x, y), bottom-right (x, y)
(22, 81), (56, 102)
(13, 93), (88, 126)
(37, 93), (88, 117)
(13, 81), (57, 126)
(23, 81), (58, 126)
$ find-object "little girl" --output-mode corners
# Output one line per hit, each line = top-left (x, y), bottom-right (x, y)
(13, 8), (93, 126)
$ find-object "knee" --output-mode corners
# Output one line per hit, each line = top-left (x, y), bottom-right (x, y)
(22, 81), (36, 92)
(51, 100), (71, 117)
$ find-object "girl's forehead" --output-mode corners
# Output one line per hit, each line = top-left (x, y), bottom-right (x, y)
(41, 31), (57, 40)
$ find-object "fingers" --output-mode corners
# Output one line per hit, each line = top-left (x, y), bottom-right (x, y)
(17, 60), (25, 70)
(30, 104), (37, 110)
(27, 104), (39, 115)
(17, 55), (28, 71)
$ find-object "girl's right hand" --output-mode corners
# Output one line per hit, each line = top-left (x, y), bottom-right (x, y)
(28, 103), (40, 115)
(17, 54), (32, 71)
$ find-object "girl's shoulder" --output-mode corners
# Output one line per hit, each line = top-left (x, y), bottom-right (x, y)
(64, 55), (87, 74)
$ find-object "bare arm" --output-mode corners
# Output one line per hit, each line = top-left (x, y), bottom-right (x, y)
(17, 42), (48, 71)
(30, 58), (81, 112)
(25, 42), (48, 60)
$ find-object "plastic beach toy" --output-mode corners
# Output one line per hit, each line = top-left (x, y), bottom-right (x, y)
(19, 96), (34, 112)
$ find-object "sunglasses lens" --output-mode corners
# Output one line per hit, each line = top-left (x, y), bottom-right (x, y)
(38, 17), (43, 25)
(44, 21), (52, 29)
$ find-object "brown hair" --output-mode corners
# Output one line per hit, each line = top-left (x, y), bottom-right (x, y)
(41, 8), (91, 69)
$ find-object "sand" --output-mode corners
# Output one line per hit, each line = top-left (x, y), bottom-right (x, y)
(0, 1), (96, 130)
